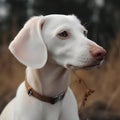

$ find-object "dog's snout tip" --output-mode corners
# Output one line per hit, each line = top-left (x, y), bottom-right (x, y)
(96, 49), (106, 58)
(90, 46), (106, 61)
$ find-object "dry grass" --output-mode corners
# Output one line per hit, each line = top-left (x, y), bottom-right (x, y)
(0, 35), (120, 118)
(0, 45), (25, 111)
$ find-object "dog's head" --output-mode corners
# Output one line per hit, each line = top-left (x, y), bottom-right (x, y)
(9, 14), (106, 69)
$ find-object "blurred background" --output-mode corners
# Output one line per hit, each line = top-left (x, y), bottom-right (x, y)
(0, 0), (120, 119)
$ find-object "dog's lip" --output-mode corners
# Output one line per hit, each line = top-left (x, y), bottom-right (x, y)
(66, 62), (101, 70)
(81, 63), (100, 69)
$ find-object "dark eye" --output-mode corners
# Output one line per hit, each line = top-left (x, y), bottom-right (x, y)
(83, 31), (87, 37)
(57, 31), (69, 39)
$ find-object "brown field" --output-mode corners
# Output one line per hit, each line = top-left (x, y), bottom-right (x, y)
(0, 34), (120, 119)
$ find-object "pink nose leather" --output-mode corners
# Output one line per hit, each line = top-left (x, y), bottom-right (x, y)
(89, 44), (106, 61)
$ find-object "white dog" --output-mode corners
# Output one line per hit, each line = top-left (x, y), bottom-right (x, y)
(0, 14), (106, 120)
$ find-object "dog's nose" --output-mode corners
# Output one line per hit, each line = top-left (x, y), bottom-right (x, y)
(89, 44), (106, 61)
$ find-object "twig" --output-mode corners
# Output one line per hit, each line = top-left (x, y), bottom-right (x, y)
(68, 68), (95, 111)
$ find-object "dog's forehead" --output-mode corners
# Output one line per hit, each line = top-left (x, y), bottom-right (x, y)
(44, 14), (81, 28)
(46, 14), (79, 21)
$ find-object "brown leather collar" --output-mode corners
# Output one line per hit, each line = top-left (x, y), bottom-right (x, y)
(25, 79), (66, 104)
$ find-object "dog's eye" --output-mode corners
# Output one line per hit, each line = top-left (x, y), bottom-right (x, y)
(57, 31), (69, 39)
(83, 30), (87, 37)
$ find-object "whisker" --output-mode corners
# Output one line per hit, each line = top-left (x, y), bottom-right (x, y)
(92, 30), (98, 42)
(83, 21), (92, 28)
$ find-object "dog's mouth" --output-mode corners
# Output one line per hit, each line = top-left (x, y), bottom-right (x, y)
(66, 60), (103, 70)
(81, 63), (100, 69)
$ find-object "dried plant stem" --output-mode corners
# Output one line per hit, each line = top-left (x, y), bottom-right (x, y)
(70, 70), (88, 89)
(69, 68), (95, 112)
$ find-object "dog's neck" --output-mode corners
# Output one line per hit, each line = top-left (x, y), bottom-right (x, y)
(26, 62), (70, 97)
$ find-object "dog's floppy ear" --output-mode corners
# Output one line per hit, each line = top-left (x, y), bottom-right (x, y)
(9, 16), (47, 68)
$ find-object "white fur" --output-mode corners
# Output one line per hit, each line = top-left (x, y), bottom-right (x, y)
(0, 14), (105, 120)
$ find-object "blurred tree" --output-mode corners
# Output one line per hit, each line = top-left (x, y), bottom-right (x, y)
(33, 0), (92, 21)
(6, 0), (28, 28)
(0, 0), (120, 50)
(0, 0), (10, 45)
(4, 0), (29, 44)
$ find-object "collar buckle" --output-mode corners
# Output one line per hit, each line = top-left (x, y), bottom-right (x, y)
(52, 92), (65, 104)
(28, 88), (33, 96)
